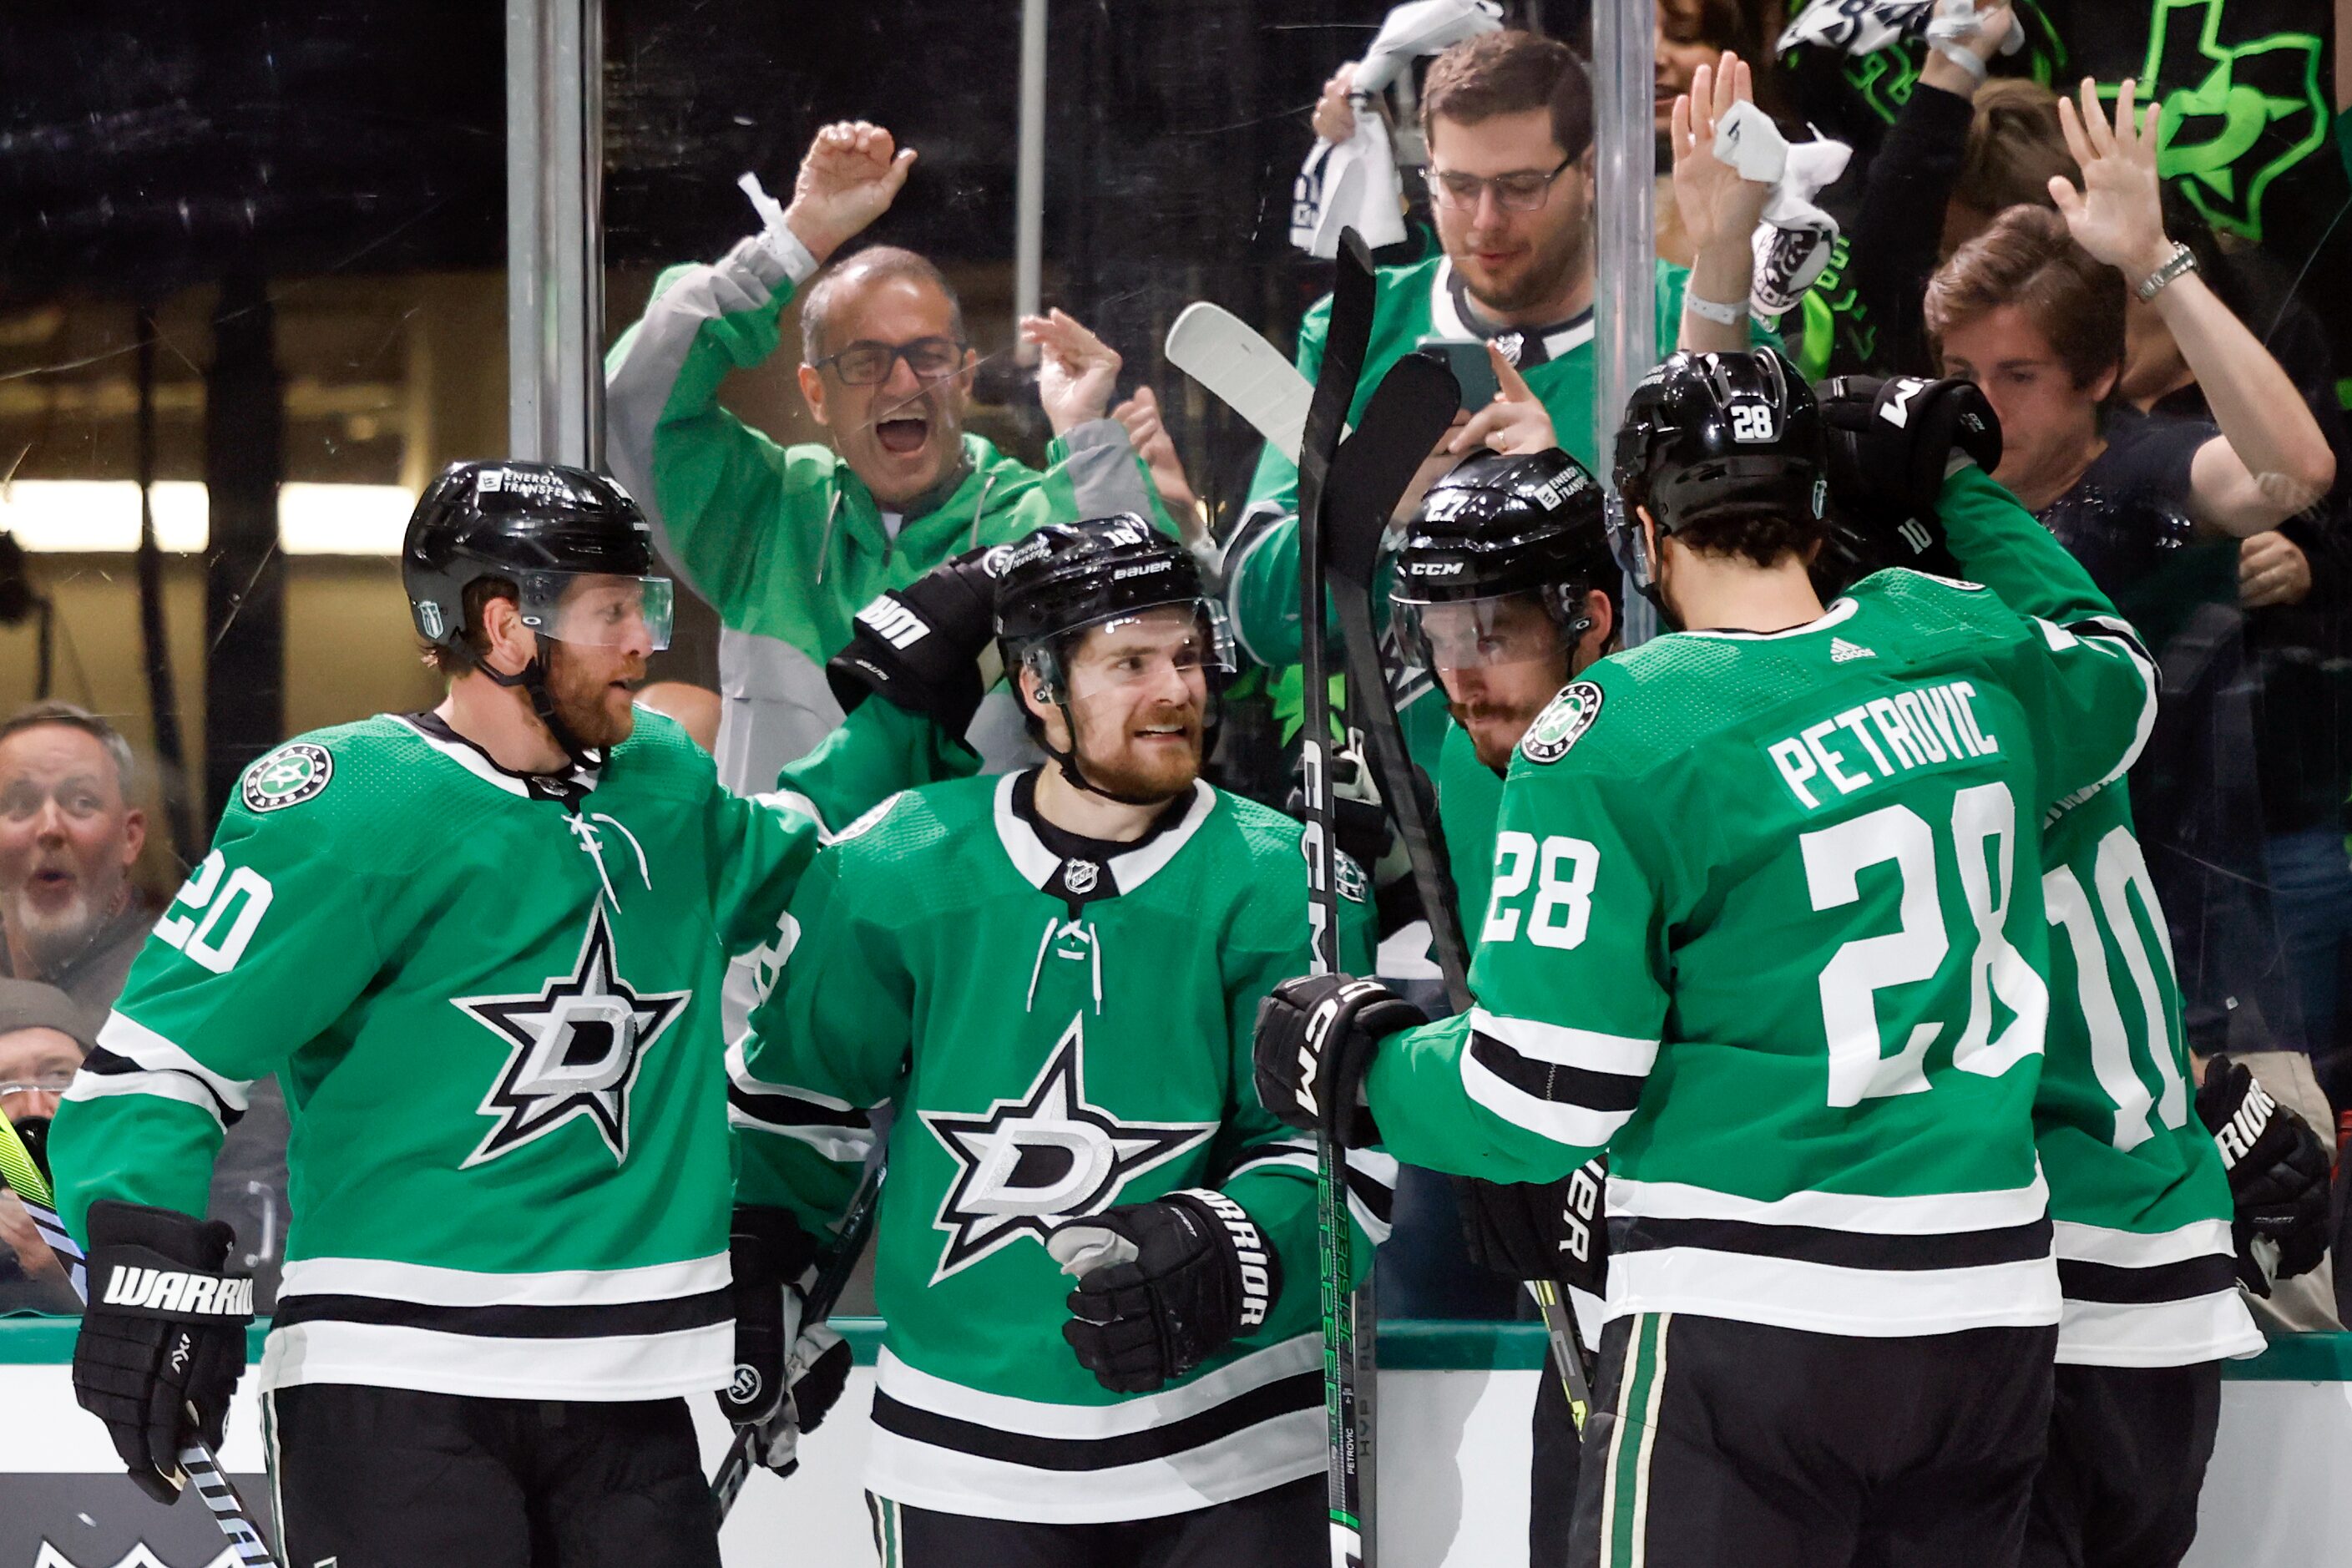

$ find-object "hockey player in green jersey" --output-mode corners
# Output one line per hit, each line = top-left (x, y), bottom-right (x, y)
(1815, 373), (2334, 1568)
(48, 461), (994, 1568)
(728, 516), (1387, 1565)
(1256, 348), (2164, 1566)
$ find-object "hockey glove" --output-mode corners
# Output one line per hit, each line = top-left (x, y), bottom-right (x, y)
(1456, 1156), (1608, 1297)
(721, 1205), (852, 1477)
(1050, 1189), (1280, 1394)
(2196, 1056), (2332, 1297)
(1252, 974), (1426, 1146)
(825, 545), (1004, 737)
(1284, 744), (1394, 876)
(1816, 374), (1999, 575)
(72, 1200), (253, 1505)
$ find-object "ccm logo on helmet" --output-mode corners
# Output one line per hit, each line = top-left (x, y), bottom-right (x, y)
(1404, 560), (1464, 576)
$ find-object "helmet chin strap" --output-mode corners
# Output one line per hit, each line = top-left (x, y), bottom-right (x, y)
(484, 635), (601, 771)
(1044, 698), (1186, 808)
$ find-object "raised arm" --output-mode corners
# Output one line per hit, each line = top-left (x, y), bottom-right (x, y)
(1672, 53), (1777, 352)
(2050, 79), (2334, 535)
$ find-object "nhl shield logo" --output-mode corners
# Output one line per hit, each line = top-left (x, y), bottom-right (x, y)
(1064, 859), (1099, 895)
(242, 742), (333, 812)
(1492, 331), (1525, 367)
(1520, 681), (1603, 765)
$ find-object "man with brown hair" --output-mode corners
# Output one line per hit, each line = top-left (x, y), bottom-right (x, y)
(1225, 30), (1778, 672)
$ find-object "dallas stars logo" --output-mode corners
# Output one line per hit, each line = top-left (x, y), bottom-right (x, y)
(918, 1015), (1216, 1283)
(453, 907), (688, 1168)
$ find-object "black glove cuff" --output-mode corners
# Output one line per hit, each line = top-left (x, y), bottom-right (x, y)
(1165, 1188), (1281, 1335)
(731, 1205), (822, 1294)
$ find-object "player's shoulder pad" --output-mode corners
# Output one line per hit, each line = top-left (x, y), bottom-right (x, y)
(615, 704), (718, 777)
(231, 718), (400, 821)
(826, 773), (994, 863)
(1216, 788), (1371, 907)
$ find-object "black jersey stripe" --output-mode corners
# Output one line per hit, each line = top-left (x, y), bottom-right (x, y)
(1611, 1214), (2052, 1272)
(271, 1287), (732, 1339)
(872, 1369), (1318, 1472)
(2057, 1252), (2238, 1306)
(727, 1082), (870, 1131)
(1469, 1031), (1646, 1113)
(1343, 1160), (1396, 1227)
(80, 1045), (245, 1128)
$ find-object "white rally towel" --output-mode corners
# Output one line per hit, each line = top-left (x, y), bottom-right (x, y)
(1777, 0), (2023, 63)
(1707, 100), (1855, 319)
(1290, 0), (1502, 257)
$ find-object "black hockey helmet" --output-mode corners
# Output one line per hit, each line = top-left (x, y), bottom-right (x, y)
(1391, 448), (1616, 670)
(402, 460), (673, 763)
(1611, 348), (1826, 614)
(993, 513), (1233, 802)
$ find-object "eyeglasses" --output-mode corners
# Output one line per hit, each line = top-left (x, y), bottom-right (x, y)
(812, 336), (969, 387)
(0, 1076), (75, 1096)
(1428, 154), (1576, 213)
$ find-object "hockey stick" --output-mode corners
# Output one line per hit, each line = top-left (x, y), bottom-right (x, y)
(710, 1158), (886, 1521)
(1318, 359), (1601, 1432)
(1297, 225), (1381, 1568)
(0, 1115), (281, 1566)
(1165, 301), (1349, 458)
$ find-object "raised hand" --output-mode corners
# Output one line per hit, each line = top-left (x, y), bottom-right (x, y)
(1671, 53), (1774, 259)
(1451, 345), (1558, 457)
(1112, 387), (1202, 524)
(1313, 63), (1362, 144)
(2050, 78), (2172, 286)
(1022, 309), (1124, 435)
(784, 121), (918, 265)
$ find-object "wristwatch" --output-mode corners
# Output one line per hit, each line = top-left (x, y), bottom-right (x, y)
(2134, 241), (2199, 302)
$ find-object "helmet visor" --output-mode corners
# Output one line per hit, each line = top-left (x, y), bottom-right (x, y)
(516, 569), (675, 651)
(1397, 592), (1566, 672)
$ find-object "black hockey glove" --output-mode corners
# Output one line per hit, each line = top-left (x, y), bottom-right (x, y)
(1252, 974), (1427, 1146)
(72, 1200), (253, 1505)
(721, 1205), (852, 1477)
(1050, 1189), (1280, 1394)
(825, 544), (1004, 737)
(1285, 746), (1394, 875)
(1456, 1156), (1608, 1297)
(2196, 1056), (2332, 1297)
(1817, 375), (2000, 575)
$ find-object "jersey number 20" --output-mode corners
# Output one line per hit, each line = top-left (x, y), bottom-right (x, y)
(154, 849), (275, 975)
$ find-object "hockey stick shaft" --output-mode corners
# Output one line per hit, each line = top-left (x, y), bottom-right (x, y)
(0, 1115), (281, 1566)
(711, 1158), (887, 1521)
(1298, 227), (1380, 1568)
(1317, 357), (1600, 1428)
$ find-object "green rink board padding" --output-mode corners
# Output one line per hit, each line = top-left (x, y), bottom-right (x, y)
(2, 1316), (2348, 1379)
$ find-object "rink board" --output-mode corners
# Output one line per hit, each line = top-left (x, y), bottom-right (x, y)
(2, 1321), (2347, 1567)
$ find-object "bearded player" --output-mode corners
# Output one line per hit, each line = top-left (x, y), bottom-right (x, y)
(726, 515), (1385, 1565)
(1257, 349), (2166, 1565)
(47, 461), (996, 1568)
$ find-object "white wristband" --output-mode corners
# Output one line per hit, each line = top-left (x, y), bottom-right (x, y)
(1683, 291), (1749, 326)
(1930, 38), (1990, 82)
(737, 173), (821, 285)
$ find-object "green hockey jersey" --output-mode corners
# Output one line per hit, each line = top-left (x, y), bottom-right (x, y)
(732, 769), (1382, 1523)
(604, 233), (1175, 792)
(1934, 464), (2258, 1366)
(1368, 570), (2160, 1338)
(51, 700), (970, 1401)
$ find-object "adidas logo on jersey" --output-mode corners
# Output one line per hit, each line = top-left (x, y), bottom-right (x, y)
(97, 1266), (254, 1318)
(1830, 637), (1875, 664)
(855, 596), (929, 650)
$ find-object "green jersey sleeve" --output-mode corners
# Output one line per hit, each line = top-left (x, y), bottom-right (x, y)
(1934, 465), (2117, 627)
(731, 832), (908, 1225)
(50, 755), (400, 1235)
(1367, 745), (1673, 1184)
(1991, 605), (2160, 818)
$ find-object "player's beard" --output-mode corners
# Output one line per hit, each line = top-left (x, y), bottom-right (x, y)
(1449, 691), (1553, 771)
(542, 641), (645, 753)
(1069, 698), (1204, 804)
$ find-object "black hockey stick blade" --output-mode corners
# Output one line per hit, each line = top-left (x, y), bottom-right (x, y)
(711, 1161), (888, 1522)
(1296, 226), (1381, 567)
(1324, 352), (1462, 590)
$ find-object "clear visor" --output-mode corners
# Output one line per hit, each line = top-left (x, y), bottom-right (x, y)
(1397, 593), (1566, 671)
(515, 569), (675, 650)
(1029, 601), (1237, 701)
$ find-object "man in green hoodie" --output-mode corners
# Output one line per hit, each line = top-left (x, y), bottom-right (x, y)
(607, 119), (1176, 793)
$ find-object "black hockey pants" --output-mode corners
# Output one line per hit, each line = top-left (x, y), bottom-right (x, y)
(266, 1383), (721, 1568)
(866, 1474), (1320, 1567)
(2021, 1360), (2222, 1568)
(1570, 1313), (2056, 1568)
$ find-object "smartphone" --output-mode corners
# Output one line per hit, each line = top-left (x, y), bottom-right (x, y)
(1415, 336), (1502, 412)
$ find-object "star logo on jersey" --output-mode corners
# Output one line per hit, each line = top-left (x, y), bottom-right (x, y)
(918, 1014), (1216, 1283)
(1521, 680), (1603, 765)
(453, 907), (689, 1168)
(241, 742), (332, 812)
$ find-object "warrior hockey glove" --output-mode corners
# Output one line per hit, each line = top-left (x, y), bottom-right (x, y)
(73, 1200), (253, 1505)
(1817, 374), (2000, 574)
(2197, 1056), (2332, 1297)
(826, 545), (1004, 738)
(1456, 1156), (1608, 1297)
(1050, 1189), (1280, 1394)
(1252, 974), (1427, 1146)
(721, 1206), (852, 1477)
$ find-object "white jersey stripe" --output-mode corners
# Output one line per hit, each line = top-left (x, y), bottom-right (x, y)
(1607, 1171), (2049, 1235)
(875, 1334), (1316, 1439)
(1462, 1045), (1636, 1149)
(1469, 1008), (1661, 1076)
(91, 1012), (254, 1113)
(276, 1252), (728, 1309)
(2051, 1217), (2233, 1269)
(61, 1063), (227, 1127)
(1605, 1247), (2060, 1337)
(257, 1318), (731, 1400)
(2055, 1292), (2265, 1368)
